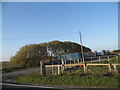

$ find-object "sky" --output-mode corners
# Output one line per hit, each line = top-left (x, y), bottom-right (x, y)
(2, 2), (118, 61)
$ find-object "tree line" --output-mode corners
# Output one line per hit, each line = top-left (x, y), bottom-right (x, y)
(9, 41), (91, 68)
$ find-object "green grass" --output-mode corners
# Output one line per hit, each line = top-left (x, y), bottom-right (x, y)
(14, 72), (119, 88)
(9, 65), (120, 88)
(3, 56), (120, 88)
(89, 56), (119, 64)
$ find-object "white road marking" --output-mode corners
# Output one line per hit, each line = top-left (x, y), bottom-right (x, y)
(1, 83), (57, 89)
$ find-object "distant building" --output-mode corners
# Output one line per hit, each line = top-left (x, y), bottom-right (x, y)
(57, 52), (81, 61)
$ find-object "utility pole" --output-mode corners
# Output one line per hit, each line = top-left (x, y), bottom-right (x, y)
(79, 31), (85, 64)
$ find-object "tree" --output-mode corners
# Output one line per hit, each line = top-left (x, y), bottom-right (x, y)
(47, 41), (91, 56)
(10, 44), (47, 68)
(112, 49), (120, 53)
(102, 50), (107, 55)
(10, 40), (91, 68)
(106, 50), (111, 55)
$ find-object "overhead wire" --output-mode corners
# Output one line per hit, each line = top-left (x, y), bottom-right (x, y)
(2, 31), (78, 40)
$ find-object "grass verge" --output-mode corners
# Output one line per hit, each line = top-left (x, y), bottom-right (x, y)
(10, 72), (119, 88)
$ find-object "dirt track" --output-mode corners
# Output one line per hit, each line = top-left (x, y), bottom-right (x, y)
(2, 68), (40, 80)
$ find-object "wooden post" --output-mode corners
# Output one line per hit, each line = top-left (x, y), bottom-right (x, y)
(65, 61), (66, 65)
(58, 62), (60, 75)
(107, 56), (110, 62)
(77, 59), (79, 64)
(108, 64), (112, 72)
(99, 56), (101, 62)
(91, 57), (92, 62)
(52, 63), (54, 75)
(70, 60), (71, 68)
(65, 61), (66, 69)
(61, 59), (65, 73)
(40, 61), (45, 75)
(83, 63), (87, 73)
(116, 56), (118, 61)
(40, 61), (43, 75)
(113, 65), (117, 72)
(74, 60), (76, 64)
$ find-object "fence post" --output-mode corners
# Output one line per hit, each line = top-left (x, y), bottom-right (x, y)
(61, 59), (65, 73)
(77, 59), (79, 64)
(83, 63), (87, 73)
(40, 61), (45, 75)
(74, 60), (76, 64)
(58, 62), (60, 75)
(107, 56), (110, 62)
(99, 56), (101, 62)
(91, 57), (92, 62)
(113, 65), (117, 72)
(108, 64), (112, 72)
(65, 61), (66, 68)
(70, 60), (72, 68)
(116, 56), (118, 61)
(40, 61), (42, 75)
(52, 63), (54, 75)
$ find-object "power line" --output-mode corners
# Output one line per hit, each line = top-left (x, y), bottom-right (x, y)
(2, 31), (78, 40)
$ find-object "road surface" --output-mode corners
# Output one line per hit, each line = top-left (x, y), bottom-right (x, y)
(1, 82), (88, 90)
(1, 82), (117, 90)
(1, 83), (117, 90)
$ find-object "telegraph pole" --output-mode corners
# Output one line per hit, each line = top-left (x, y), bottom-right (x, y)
(79, 31), (85, 64)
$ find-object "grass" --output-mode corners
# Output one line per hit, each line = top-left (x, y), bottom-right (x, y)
(8, 61), (120, 88)
(89, 56), (119, 64)
(3, 56), (120, 88)
(13, 71), (119, 88)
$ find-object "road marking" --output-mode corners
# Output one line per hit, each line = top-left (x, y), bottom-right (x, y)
(1, 83), (57, 89)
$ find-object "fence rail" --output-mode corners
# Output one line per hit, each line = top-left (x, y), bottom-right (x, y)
(40, 55), (119, 75)
(40, 63), (120, 75)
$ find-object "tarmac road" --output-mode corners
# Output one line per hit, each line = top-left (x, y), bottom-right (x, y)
(2, 83), (60, 90)
(1, 82), (86, 90)
(1, 83), (117, 90)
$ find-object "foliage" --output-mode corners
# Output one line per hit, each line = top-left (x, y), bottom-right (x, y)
(101, 50), (111, 55)
(10, 41), (91, 68)
(102, 50), (106, 55)
(112, 49), (120, 53)
(47, 41), (91, 56)
(10, 44), (47, 68)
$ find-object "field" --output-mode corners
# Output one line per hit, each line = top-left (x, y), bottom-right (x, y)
(5, 56), (119, 88)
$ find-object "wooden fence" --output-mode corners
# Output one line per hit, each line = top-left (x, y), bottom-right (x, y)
(40, 55), (119, 75)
